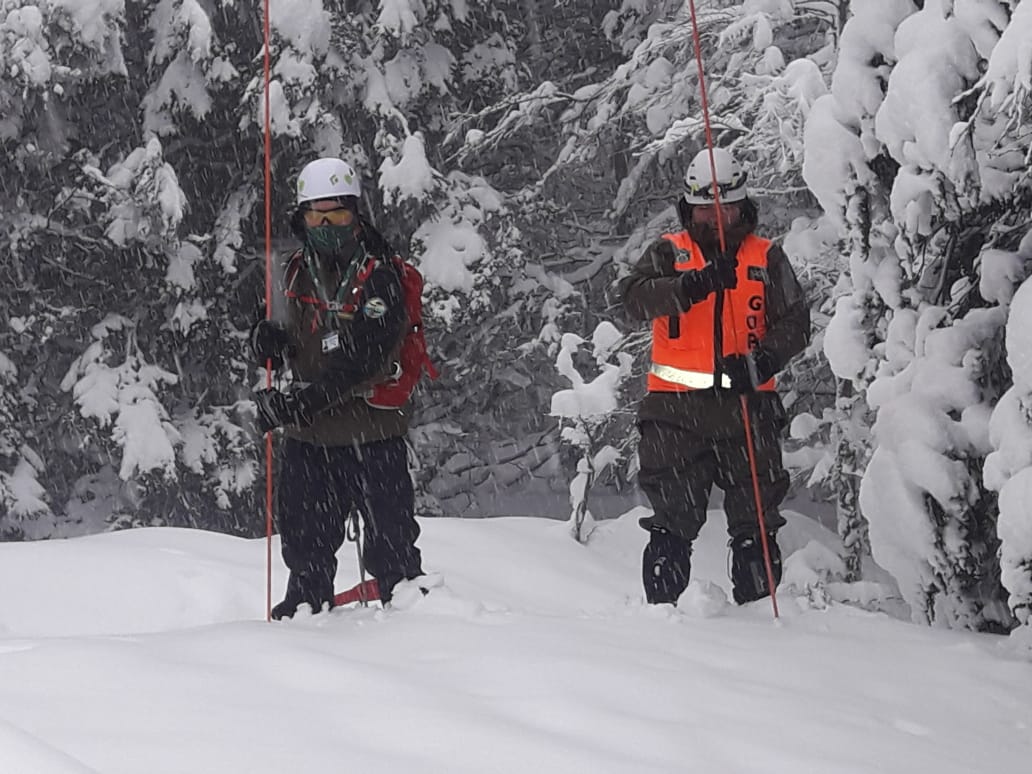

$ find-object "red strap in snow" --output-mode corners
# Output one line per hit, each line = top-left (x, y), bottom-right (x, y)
(333, 579), (380, 606)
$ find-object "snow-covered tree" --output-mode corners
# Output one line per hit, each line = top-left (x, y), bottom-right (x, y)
(981, 233), (1032, 634)
(549, 322), (634, 542)
(0, 0), (629, 531)
(440, 1), (841, 509)
(978, 1), (1032, 636)
(489, 1), (838, 231)
(807, 0), (1031, 630)
(0, 330), (53, 539)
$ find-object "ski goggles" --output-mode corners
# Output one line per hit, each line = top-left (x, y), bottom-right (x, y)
(685, 174), (747, 200)
(689, 177), (747, 198)
(302, 206), (356, 227)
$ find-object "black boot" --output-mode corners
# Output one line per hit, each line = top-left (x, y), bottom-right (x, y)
(271, 596), (300, 620)
(642, 528), (692, 605)
(730, 532), (782, 605)
(271, 573), (303, 620)
(271, 569), (335, 620)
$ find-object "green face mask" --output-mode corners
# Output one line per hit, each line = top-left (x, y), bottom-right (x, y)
(305, 224), (361, 264)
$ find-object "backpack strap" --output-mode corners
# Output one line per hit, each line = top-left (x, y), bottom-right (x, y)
(284, 250), (323, 309)
(284, 249), (378, 331)
(393, 254), (439, 380)
(335, 256), (378, 317)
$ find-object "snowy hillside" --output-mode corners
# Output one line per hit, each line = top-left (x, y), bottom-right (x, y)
(1, 510), (1030, 774)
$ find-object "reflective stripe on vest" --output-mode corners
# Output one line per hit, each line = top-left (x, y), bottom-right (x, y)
(647, 231), (775, 393)
(648, 364), (731, 390)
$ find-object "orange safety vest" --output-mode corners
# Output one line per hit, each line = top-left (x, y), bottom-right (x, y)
(648, 231), (775, 393)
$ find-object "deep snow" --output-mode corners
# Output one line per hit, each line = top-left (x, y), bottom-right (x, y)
(0, 508), (1029, 773)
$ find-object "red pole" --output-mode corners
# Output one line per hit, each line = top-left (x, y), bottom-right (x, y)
(262, 0), (274, 622)
(685, 0), (779, 618)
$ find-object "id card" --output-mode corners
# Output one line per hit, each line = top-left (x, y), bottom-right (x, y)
(321, 332), (341, 353)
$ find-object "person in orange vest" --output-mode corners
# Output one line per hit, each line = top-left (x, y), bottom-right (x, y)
(619, 147), (810, 606)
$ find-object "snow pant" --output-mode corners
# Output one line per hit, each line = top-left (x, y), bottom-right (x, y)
(276, 436), (423, 610)
(636, 398), (789, 604)
(636, 414), (789, 543)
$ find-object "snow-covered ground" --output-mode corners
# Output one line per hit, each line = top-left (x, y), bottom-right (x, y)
(1, 509), (1029, 774)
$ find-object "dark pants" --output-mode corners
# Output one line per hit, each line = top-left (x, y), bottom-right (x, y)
(276, 436), (422, 604)
(637, 410), (789, 543)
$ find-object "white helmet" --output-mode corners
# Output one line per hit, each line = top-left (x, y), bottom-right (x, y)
(296, 157), (361, 205)
(682, 148), (748, 205)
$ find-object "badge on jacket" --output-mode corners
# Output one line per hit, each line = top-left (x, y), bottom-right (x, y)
(363, 297), (388, 319)
(321, 332), (341, 353)
(748, 266), (769, 284)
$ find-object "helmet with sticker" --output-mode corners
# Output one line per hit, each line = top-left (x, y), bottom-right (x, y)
(682, 148), (747, 205)
(296, 158), (361, 205)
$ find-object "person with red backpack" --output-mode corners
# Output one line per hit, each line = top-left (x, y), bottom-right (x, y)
(250, 157), (433, 619)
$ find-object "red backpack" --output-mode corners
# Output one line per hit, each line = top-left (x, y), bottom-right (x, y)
(365, 255), (439, 409)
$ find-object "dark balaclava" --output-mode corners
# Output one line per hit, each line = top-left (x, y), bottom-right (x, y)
(677, 196), (759, 256)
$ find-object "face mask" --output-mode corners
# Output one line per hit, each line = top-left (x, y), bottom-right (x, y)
(305, 224), (361, 265)
(689, 207), (750, 253)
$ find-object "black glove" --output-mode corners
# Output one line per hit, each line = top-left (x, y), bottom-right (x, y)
(722, 349), (780, 393)
(680, 259), (737, 305)
(721, 355), (758, 393)
(250, 321), (292, 369)
(253, 389), (313, 434)
(679, 263), (722, 305)
(713, 256), (738, 290)
(751, 348), (779, 384)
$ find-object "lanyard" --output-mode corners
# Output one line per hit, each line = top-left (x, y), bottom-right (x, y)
(301, 242), (368, 314)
